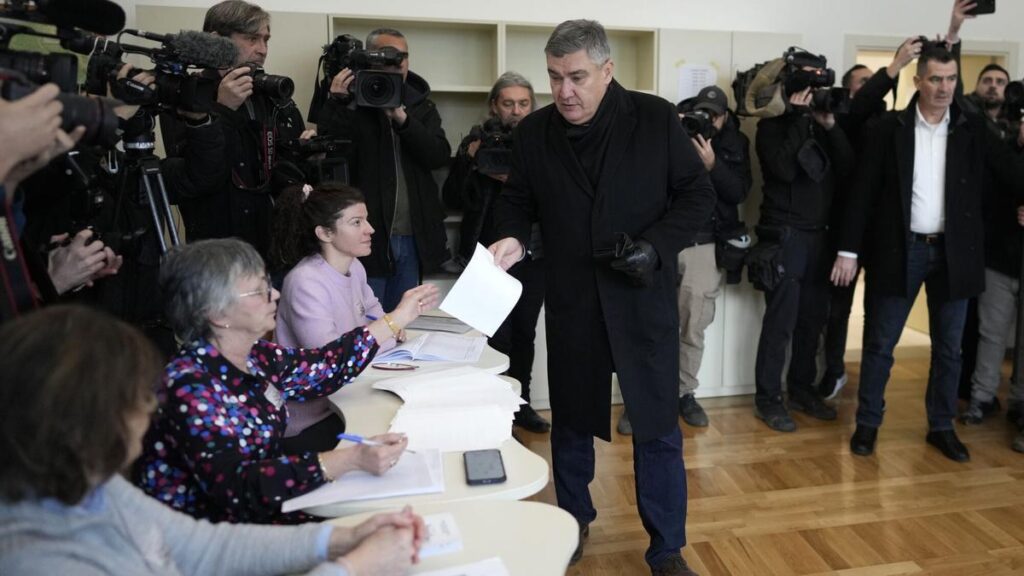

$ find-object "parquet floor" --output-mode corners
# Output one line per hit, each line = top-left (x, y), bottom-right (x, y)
(521, 350), (1024, 575)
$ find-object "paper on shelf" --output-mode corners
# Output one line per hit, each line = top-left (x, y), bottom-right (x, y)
(281, 449), (444, 513)
(439, 243), (522, 337)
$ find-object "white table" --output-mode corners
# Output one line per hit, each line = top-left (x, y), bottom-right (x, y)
(305, 337), (547, 518)
(327, 500), (578, 576)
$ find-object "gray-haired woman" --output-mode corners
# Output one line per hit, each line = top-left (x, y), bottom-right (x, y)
(133, 239), (438, 524)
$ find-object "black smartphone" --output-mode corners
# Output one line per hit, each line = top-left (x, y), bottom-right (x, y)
(966, 0), (995, 15)
(463, 449), (506, 485)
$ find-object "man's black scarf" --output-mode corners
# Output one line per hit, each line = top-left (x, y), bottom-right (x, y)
(560, 79), (622, 189)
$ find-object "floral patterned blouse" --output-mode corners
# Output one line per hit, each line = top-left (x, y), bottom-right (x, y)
(134, 329), (378, 524)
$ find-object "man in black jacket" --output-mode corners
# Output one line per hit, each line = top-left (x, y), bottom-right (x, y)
(441, 72), (550, 434)
(490, 20), (714, 576)
(833, 46), (1024, 462)
(752, 55), (855, 433)
(317, 28), (450, 311)
(161, 0), (310, 262)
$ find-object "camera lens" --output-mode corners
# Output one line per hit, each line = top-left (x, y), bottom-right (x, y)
(58, 93), (121, 149)
(0, 50), (79, 94)
(253, 73), (294, 100)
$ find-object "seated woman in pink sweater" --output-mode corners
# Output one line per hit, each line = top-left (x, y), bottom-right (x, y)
(271, 183), (423, 453)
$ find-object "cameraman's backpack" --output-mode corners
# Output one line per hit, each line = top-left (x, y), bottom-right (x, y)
(732, 58), (787, 118)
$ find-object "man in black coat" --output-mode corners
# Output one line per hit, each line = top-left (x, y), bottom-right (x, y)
(317, 28), (450, 312)
(490, 20), (714, 576)
(833, 46), (1024, 462)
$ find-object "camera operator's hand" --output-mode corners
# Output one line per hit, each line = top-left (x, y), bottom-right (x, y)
(329, 68), (355, 98)
(1018, 206), (1024, 227)
(947, 0), (977, 46)
(830, 255), (858, 287)
(0, 83), (63, 183)
(47, 229), (123, 295)
(691, 134), (716, 172)
(887, 37), (923, 79)
(789, 88), (813, 108)
(812, 110), (836, 130)
(300, 128), (317, 140)
(5, 126), (85, 192)
(217, 66), (254, 111)
(385, 105), (407, 127)
(466, 139), (481, 159)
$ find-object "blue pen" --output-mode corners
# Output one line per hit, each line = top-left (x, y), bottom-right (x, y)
(366, 314), (379, 321)
(337, 432), (416, 454)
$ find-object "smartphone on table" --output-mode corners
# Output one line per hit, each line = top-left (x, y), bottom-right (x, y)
(463, 449), (506, 486)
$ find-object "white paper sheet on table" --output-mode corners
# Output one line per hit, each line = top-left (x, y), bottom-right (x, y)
(373, 333), (486, 363)
(390, 404), (513, 453)
(419, 512), (464, 559)
(439, 243), (522, 337)
(373, 367), (526, 412)
(417, 557), (510, 576)
(280, 449), (444, 513)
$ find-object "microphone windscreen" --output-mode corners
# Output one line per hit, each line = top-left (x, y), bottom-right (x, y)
(170, 30), (238, 69)
(36, 0), (125, 36)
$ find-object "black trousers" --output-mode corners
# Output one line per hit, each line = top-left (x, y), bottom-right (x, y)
(488, 257), (546, 402)
(823, 270), (859, 380)
(755, 229), (831, 408)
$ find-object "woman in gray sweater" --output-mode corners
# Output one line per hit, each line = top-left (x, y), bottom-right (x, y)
(0, 305), (424, 576)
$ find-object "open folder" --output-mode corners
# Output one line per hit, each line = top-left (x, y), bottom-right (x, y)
(281, 449), (444, 513)
(373, 333), (486, 364)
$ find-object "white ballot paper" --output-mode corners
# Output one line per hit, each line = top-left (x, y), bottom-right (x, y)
(419, 512), (464, 559)
(280, 449), (443, 513)
(440, 243), (522, 337)
(418, 557), (510, 576)
(374, 333), (486, 364)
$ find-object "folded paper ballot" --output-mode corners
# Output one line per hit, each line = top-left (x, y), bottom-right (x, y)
(280, 449), (444, 513)
(373, 333), (486, 364)
(440, 243), (522, 337)
(374, 367), (524, 452)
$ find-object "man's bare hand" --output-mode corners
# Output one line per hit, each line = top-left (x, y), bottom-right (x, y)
(489, 237), (524, 271)
(47, 229), (123, 294)
(217, 66), (253, 110)
(691, 134), (716, 172)
(329, 68), (355, 97)
(947, 0), (977, 46)
(830, 255), (858, 287)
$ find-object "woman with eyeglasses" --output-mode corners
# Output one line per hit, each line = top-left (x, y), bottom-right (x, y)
(268, 183), (402, 454)
(0, 305), (424, 575)
(133, 238), (438, 524)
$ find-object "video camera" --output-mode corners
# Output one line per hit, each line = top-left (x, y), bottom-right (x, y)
(319, 34), (404, 109)
(733, 47), (845, 118)
(278, 135), (353, 185)
(471, 117), (514, 176)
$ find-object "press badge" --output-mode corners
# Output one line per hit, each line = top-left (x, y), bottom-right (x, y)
(264, 384), (285, 410)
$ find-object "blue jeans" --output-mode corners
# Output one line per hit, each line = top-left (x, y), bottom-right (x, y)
(551, 422), (687, 567)
(367, 235), (419, 312)
(857, 238), (967, 431)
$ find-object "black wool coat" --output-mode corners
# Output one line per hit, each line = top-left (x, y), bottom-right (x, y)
(493, 81), (716, 442)
(839, 95), (1024, 301)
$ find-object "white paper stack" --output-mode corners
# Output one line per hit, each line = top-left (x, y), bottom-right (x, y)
(373, 367), (525, 452)
(373, 333), (486, 364)
(280, 449), (444, 513)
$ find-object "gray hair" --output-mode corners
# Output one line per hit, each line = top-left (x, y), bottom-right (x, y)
(544, 20), (610, 66)
(366, 28), (405, 50)
(203, 0), (270, 36)
(488, 71), (537, 111)
(160, 239), (266, 342)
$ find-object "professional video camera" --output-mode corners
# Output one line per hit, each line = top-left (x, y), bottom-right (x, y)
(317, 33), (404, 108)
(1001, 79), (1024, 134)
(811, 87), (850, 115)
(471, 117), (513, 176)
(278, 135), (353, 185)
(733, 47), (838, 118)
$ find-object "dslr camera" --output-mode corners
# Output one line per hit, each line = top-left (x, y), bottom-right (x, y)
(319, 34), (404, 109)
(471, 117), (514, 176)
(241, 64), (294, 100)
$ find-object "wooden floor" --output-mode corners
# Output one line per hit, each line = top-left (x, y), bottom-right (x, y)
(521, 350), (1024, 575)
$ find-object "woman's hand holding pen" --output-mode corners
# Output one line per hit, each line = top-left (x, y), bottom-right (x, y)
(319, 433), (409, 478)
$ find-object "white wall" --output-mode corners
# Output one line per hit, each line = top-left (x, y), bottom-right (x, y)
(116, 0), (1024, 76)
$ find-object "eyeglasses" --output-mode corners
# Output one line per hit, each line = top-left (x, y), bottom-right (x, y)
(237, 274), (273, 303)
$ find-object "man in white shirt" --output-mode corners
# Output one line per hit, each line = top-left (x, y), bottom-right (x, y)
(831, 45), (1024, 462)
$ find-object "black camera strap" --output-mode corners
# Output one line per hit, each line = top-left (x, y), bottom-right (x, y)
(0, 185), (40, 322)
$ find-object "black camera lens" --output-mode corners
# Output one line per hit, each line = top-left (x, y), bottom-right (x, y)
(1, 78), (120, 148)
(680, 110), (714, 140)
(252, 70), (294, 100)
(354, 70), (403, 109)
(0, 49), (79, 94)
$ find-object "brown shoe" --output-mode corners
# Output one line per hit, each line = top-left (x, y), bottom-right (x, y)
(651, 555), (699, 576)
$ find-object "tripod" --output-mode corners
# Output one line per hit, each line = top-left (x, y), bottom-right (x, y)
(120, 108), (180, 254)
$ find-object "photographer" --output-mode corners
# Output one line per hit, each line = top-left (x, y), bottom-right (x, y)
(441, 72), (550, 434)
(316, 28), (450, 312)
(161, 0), (311, 261)
(752, 53), (854, 433)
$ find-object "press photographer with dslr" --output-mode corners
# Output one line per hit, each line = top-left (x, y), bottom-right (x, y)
(162, 0), (310, 261)
(316, 28), (450, 312)
(751, 49), (854, 433)
(441, 72), (550, 434)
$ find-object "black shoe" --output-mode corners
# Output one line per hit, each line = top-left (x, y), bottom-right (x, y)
(651, 555), (699, 576)
(679, 394), (709, 427)
(754, 403), (796, 432)
(981, 397), (1002, 417)
(617, 411), (633, 435)
(1009, 402), (1024, 430)
(788, 393), (838, 421)
(926, 429), (970, 463)
(514, 404), (551, 433)
(570, 522), (590, 565)
(850, 424), (878, 456)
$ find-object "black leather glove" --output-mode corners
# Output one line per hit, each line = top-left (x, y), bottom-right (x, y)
(610, 234), (659, 287)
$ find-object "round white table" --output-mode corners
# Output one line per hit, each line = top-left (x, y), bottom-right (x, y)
(327, 500), (578, 576)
